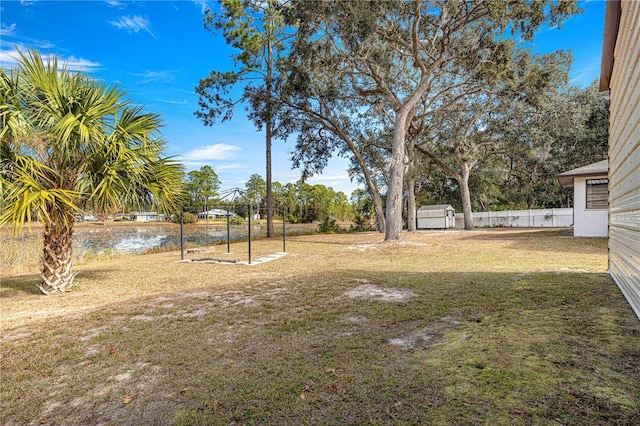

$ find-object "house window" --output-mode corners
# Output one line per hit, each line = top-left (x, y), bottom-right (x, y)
(586, 179), (608, 209)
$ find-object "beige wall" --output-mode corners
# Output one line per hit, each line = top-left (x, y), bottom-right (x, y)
(608, 1), (640, 318)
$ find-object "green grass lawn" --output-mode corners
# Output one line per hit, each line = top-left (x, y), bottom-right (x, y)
(1, 229), (638, 425)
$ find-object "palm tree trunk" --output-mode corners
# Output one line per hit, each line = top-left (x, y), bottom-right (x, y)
(40, 218), (78, 294)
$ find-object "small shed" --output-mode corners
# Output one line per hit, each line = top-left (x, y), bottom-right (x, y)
(417, 204), (456, 229)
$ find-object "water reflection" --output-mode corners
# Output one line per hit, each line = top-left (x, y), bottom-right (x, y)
(70, 223), (316, 254)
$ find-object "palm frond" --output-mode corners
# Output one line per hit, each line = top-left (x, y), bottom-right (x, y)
(0, 155), (78, 233)
(3, 48), (183, 227)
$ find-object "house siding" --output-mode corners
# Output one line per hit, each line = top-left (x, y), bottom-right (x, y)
(608, 0), (640, 318)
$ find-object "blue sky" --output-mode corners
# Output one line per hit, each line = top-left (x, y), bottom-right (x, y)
(0, 0), (606, 196)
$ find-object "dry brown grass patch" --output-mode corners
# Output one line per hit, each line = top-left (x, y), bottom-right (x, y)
(1, 229), (637, 425)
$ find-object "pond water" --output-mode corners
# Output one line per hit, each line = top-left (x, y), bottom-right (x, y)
(71, 222), (318, 254)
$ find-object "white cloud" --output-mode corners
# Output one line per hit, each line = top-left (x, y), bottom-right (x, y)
(0, 23), (16, 36)
(135, 70), (175, 84)
(0, 48), (20, 69)
(569, 61), (599, 86)
(217, 163), (244, 170)
(64, 55), (102, 72)
(161, 99), (188, 105)
(306, 173), (351, 182)
(569, 71), (588, 85)
(109, 15), (156, 38)
(0, 46), (101, 72)
(179, 144), (242, 163)
(105, 0), (126, 7)
(193, 0), (209, 14)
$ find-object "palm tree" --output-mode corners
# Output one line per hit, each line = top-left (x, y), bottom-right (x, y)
(0, 50), (183, 294)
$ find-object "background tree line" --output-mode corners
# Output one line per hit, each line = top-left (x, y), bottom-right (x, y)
(180, 167), (365, 226)
(197, 0), (605, 237)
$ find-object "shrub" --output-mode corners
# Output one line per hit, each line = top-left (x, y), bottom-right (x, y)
(350, 214), (374, 231)
(229, 216), (243, 225)
(182, 212), (197, 224)
(318, 217), (341, 233)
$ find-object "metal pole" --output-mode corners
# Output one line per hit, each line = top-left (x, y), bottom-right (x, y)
(248, 204), (252, 265)
(226, 206), (231, 254)
(180, 206), (184, 260)
(282, 206), (286, 253)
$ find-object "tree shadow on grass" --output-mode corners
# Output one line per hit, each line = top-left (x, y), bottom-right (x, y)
(291, 231), (384, 246)
(1, 267), (638, 426)
(0, 269), (118, 298)
(458, 228), (608, 255)
(0, 274), (42, 297)
(462, 228), (574, 238)
(291, 237), (379, 246)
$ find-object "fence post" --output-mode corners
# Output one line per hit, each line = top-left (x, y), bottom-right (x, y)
(180, 206), (184, 260)
(226, 207), (231, 253)
(282, 207), (286, 253)
(248, 204), (252, 265)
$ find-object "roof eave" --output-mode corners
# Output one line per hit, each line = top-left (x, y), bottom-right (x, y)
(599, 0), (622, 92)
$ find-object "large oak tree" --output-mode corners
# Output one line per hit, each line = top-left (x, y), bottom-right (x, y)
(284, 0), (578, 239)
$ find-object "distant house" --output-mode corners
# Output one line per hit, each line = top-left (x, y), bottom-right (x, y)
(600, 0), (640, 319)
(130, 212), (165, 222)
(557, 160), (608, 237)
(197, 209), (237, 220)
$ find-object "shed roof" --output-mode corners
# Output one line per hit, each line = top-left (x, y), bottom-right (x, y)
(418, 204), (454, 211)
(557, 160), (608, 188)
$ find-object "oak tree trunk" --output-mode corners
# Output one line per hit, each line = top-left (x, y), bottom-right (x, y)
(406, 141), (417, 232)
(371, 187), (386, 233)
(385, 108), (411, 240)
(457, 163), (474, 230)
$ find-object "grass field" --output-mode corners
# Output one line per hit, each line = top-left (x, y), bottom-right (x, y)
(1, 228), (639, 425)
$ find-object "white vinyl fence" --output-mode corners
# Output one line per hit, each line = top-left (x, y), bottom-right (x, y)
(455, 208), (573, 228)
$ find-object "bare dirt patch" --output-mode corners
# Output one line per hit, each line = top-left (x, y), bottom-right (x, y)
(389, 330), (442, 348)
(557, 267), (591, 273)
(342, 315), (370, 324)
(388, 315), (468, 349)
(347, 243), (379, 252)
(79, 325), (110, 341)
(395, 240), (433, 247)
(343, 282), (416, 302)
